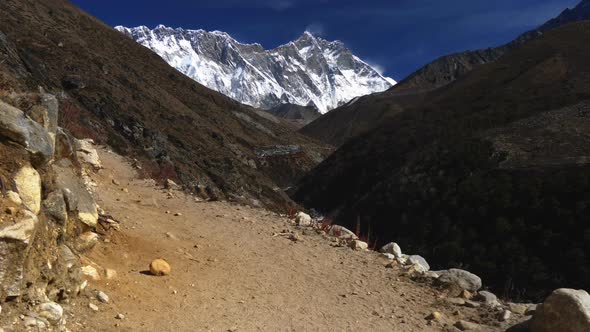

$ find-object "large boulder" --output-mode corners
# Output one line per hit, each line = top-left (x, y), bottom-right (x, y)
(0, 101), (53, 165)
(380, 242), (402, 258)
(0, 210), (39, 298)
(530, 288), (590, 332)
(14, 165), (42, 214)
(437, 269), (482, 292)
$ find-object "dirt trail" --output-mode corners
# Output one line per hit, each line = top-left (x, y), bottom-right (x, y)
(66, 148), (505, 331)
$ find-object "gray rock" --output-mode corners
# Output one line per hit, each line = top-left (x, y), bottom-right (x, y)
(476, 291), (501, 307)
(509, 303), (531, 315)
(438, 269), (482, 292)
(43, 191), (68, 224)
(380, 242), (402, 258)
(58, 245), (78, 269)
(407, 255), (430, 271)
(54, 128), (75, 161)
(0, 101), (53, 165)
(530, 288), (590, 332)
(327, 225), (358, 240)
(74, 232), (99, 252)
(53, 164), (98, 228)
(97, 291), (109, 303)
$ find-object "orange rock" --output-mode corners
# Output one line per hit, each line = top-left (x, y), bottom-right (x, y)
(149, 259), (171, 276)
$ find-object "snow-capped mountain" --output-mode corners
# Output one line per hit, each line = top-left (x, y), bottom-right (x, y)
(115, 25), (396, 113)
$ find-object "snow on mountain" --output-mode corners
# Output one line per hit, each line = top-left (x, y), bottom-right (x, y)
(115, 25), (396, 113)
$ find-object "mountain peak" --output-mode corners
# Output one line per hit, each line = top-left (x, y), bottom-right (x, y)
(118, 26), (397, 113)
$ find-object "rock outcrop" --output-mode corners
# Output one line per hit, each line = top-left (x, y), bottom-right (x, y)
(0, 92), (105, 330)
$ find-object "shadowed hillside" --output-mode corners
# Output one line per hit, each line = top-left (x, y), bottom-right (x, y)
(292, 21), (590, 300)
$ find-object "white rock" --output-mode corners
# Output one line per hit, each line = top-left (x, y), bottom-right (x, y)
(499, 309), (512, 322)
(350, 240), (368, 251)
(75, 138), (102, 169)
(37, 302), (63, 322)
(0, 210), (38, 243)
(14, 165), (41, 214)
(88, 303), (99, 311)
(530, 288), (590, 332)
(407, 255), (430, 271)
(81, 265), (101, 281)
(295, 212), (312, 226)
(380, 253), (396, 260)
(380, 242), (402, 258)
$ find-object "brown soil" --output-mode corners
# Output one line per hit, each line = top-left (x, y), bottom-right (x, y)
(62, 148), (521, 331)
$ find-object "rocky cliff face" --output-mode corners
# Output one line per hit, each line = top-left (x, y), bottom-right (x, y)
(115, 26), (396, 113)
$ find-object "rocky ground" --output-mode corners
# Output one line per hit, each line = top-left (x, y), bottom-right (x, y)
(55, 147), (532, 332)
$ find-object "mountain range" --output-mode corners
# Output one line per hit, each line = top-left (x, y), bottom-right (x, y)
(115, 25), (395, 114)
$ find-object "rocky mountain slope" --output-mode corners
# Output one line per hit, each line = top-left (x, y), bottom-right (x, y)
(0, 0), (332, 211)
(301, 0), (590, 146)
(292, 21), (590, 300)
(115, 26), (396, 113)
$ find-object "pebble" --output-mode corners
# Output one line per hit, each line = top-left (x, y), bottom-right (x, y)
(426, 311), (444, 321)
(149, 258), (171, 276)
(115, 313), (125, 320)
(97, 291), (109, 303)
(89, 303), (99, 311)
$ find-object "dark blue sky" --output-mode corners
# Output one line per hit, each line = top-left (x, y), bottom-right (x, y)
(71, 0), (580, 80)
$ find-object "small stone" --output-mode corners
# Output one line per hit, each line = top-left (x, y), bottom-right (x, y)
(165, 210), (171, 214)
(460, 290), (473, 299)
(508, 303), (529, 315)
(350, 240), (368, 251)
(105, 269), (117, 280)
(97, 291), (109, 303)
(446, 298), (466, 306)
(454, 320), (480, 331)
(426, 311), (444, 321)
(499, 309), (512, 322)
(295, 212), (312, 226)
(115, 313), (125, 320)
(88, 303), (99, 311)
(463, 300), (480, 308)
(112, 179), (120, 185)
(476, 291), (501, 307)
(149, 259), (171, 276)
(121, 188), (129, 193)
(174, 212), (182, 216)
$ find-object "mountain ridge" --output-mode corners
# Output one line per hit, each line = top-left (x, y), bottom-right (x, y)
(115, 25), (396, 113)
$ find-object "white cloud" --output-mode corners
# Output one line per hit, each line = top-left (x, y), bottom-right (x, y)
(366, 60), (386, 76)
(305, 23), (325, 36)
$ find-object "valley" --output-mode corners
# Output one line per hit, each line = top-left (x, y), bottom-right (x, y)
(0, 0), (590, 331)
